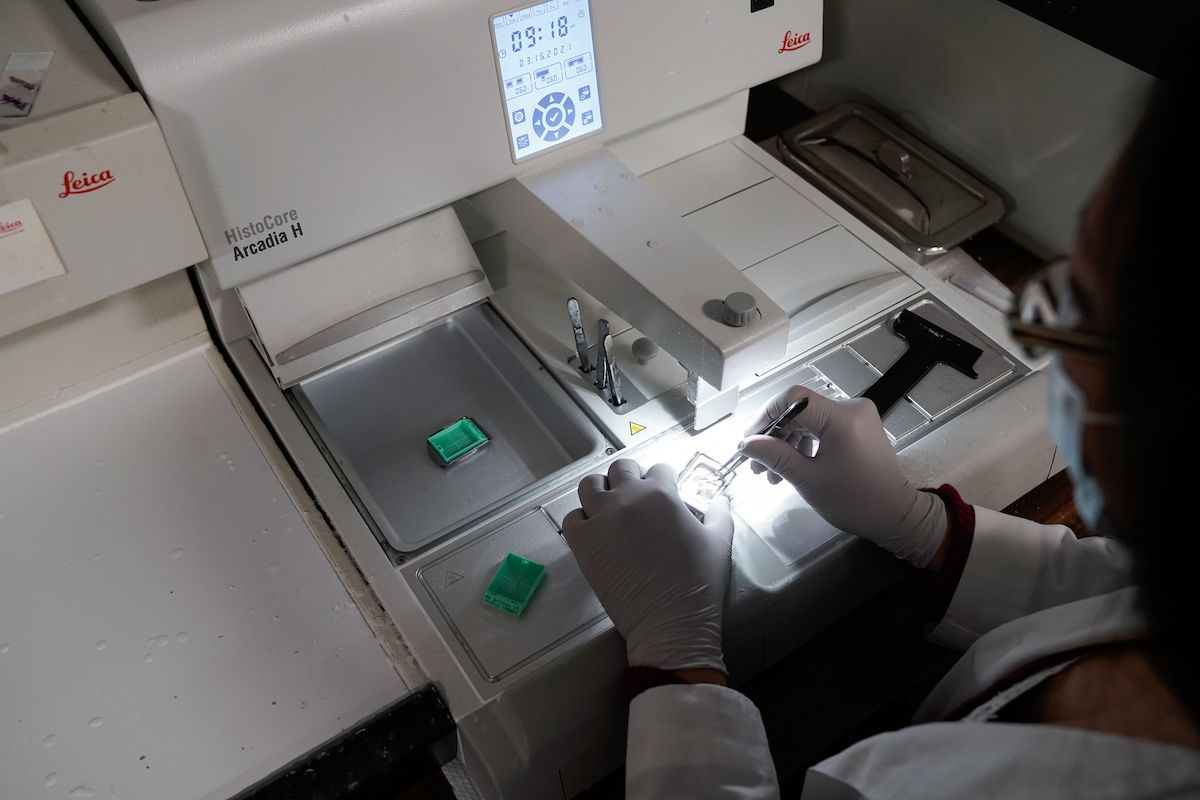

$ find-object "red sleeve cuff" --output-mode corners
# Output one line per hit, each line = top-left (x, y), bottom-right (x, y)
(625, 666), (689, 702)
(910, 484), (976, 626)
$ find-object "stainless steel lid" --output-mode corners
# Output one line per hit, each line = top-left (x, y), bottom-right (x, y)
(779, 103), (1004, 262)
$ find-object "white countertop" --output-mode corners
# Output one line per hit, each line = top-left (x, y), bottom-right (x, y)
(0, 345), (410, 800)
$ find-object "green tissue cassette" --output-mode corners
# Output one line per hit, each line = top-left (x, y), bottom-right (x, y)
(427, 417), (489, 467)
(482, 552), (547, 617)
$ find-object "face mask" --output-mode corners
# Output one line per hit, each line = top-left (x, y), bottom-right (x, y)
(1046, 356), (1124, 532)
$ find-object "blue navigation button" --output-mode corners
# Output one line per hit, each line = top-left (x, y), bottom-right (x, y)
(582, 110), (594, 125)
(516, 134), (530, 150)
(578, 85), (591, 101)
(529, 91), (577, 142)
(512, 109), (526, 125)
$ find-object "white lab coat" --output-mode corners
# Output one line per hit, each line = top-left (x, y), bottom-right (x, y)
(625, 506), (1200, 798)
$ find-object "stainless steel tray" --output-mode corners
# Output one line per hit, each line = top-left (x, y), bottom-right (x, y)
(292, 303), (611, 554)
(779, 103), (1004, 262)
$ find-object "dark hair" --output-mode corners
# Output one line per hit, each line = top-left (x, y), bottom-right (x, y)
(1118, 70), (1200, 724)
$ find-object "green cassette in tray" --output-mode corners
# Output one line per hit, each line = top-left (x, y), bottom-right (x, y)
(482, 552), (547, 617)
(427, 416), (489, 467)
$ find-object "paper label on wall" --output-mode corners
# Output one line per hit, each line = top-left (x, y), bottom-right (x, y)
(0, 199), (67, 296)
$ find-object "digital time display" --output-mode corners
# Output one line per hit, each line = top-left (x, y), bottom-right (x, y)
(491, 0), (603, 161)
(507, 14), (571, 52)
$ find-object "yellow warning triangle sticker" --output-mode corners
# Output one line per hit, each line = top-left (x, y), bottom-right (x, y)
(629, 421), (647, 436)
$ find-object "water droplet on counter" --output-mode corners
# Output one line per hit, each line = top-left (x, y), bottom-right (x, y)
(43, 734), (59, 747)
(92, 553), (100, 560)
(0, 643), (10, 653)
(143, 653), (154, 664)
(69, 785), (95, 798)
(266, 564), (280, 575)
(218, 452), (229, 462)
(87, 717), (103, 729)
(569, 217), (584, 228)
(598, 205), (612, 216)
(44, 773), (57, 788)
(646, 239), (663, 250)
(155, 635), (169, 648)
(593, 182), (607, 192)
(169, 548), (183, 560)
(271, 496), (279, 504)
(174, 632), (188, 644)
(227, 584), (235, 590)
(95, 640), (107, 651)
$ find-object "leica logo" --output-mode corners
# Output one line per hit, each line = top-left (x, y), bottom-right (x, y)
(0, 218), (23, 236)
(778, 30), (812, 53)
(58, 169), (116, 198)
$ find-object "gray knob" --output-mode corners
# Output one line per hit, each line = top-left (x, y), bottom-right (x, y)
(631, 337), (659, 364)
(721, 292), (758, 327)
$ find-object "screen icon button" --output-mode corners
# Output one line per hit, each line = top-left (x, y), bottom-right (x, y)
(533, 63), (564, 90)
(504, 74), (533, 100)
(565, 53), (593, 76)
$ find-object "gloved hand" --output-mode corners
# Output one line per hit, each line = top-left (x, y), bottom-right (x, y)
(562, 458), (734, 673)
(738, 386), (947, 567)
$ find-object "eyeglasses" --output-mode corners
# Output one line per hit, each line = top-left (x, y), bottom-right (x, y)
(1005, 258), (1124, 361)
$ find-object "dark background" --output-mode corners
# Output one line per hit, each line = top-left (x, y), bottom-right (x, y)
(995, 2), (1199, 78)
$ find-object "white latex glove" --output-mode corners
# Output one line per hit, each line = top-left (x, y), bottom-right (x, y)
(738, 386), (947, 567)
(562, 458), (733, 673)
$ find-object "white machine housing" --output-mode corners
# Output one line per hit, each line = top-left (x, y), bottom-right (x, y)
(0, 3), (205, 338)
(76, 0), (824, 396)
(70, 0), (1064, 797)
(76, 0), (824, 289)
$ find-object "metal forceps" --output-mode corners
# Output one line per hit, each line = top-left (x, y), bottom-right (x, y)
(714, 396), (809, 478)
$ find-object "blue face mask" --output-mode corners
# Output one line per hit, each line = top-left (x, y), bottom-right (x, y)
(1046, 356), (1124, 532)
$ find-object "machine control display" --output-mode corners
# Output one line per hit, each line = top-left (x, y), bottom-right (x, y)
(492, 0), (602, 161)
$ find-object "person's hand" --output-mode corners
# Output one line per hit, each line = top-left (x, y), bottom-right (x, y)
(562, 459), (733, 674)
(738, 386), (947, 567)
